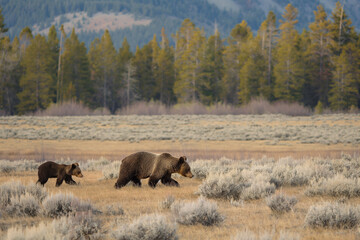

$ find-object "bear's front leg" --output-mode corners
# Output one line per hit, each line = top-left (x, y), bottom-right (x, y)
(65, 175), (77, 185)
(148, 176), (160, 188)
(161, 174), (179, 187)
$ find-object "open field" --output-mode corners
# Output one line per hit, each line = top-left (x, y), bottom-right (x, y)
(2, 156), (360, 239)
(0, 114), (359, 239)
(0, 114), (359, 160)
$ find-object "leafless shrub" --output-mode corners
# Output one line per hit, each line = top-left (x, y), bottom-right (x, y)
(159, 195), (175, 209)
(5, 193), (41, 217)
(112, 213), (178, 240)
(103, 203), (124, 216)
(305, 202), (360, 228)
(34, 101), (94, 116)
(0, 181), (47, 211)
(170, 102), (208, 115)
(266, 193), (298, 214)
(305, 174), (360, 198)
(198, 171), (248, 200)
(5, 213), (104, 240)
(101, 161), (121, 180)
(171, 197), (224, 226)
(117, 101), (168, 115)
(42, 193), (97, 217)
(56, 212), (104, 240)
(278, 231), (301, 240)
(241, 180), (275, 200)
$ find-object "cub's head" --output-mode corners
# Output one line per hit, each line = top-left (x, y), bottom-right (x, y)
(177, 156), (193, 178)
(66, 163), (83, 178)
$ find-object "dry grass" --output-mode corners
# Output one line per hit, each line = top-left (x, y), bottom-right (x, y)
(0, 139), (358, 161)
(0, 171), (360, 240)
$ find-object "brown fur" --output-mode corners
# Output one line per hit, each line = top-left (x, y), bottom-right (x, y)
(114, 152), (193, 189)
(37, 161), (83, 187)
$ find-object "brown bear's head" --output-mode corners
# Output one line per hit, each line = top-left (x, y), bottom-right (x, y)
(177, 156), (193, 178)
(66, 163), (83, 178)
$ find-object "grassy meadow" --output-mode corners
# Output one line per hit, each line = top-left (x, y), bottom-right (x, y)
(0, 114), (360, 239)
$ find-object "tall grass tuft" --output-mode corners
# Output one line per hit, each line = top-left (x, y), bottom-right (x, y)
(112, 213), (178, 240)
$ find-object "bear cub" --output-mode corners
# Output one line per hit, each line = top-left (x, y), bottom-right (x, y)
(37, 161), (83, 187)
(115, 152), (193, 189)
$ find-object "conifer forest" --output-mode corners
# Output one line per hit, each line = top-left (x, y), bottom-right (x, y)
(0, 2), (360, 115)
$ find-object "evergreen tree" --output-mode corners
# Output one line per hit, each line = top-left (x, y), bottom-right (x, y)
(0, 8), (8, 40)
(47, 25), (59, 103)
(198, 27), (224, 105)
(17, 35), (54, 114)
(174, 19), (206, 102)
(62, 28), (92, 105)
(132, 41), (156, 101)
(19, 27), (33, 58)
(329, 43), (360, 110)
(118, 37), (135, 108)
(257, 11), (278, 100)
(222, 20), (252, 104)
(308, 5), (332, 106)
(153, 28), (175, 105)
(0, 37), (21, 114)
(88, 30), (118, 113)
(274, 4), (305, 102)
(329, 1), (357, 56)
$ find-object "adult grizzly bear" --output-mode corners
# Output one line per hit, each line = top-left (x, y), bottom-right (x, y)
(37, 161), (83, 187)
(114, 152), (193, 189)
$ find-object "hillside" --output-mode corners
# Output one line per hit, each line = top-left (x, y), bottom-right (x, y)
(0, 0), (358, 50)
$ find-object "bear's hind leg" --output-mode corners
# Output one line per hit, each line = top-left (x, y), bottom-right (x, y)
(115, 176), (130, 189)
(148, 176), (160, 188)
(37, 178), (48, 186)
(131, 177), (141, 187)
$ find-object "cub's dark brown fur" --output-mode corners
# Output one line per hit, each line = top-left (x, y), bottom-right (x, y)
(114, 152), (193, 189)
(37, 161), (83, 187)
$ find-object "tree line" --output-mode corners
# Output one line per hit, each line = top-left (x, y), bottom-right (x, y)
(0, 2), (360, 115)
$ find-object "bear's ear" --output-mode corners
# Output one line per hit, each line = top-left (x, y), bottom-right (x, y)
(178, 156), (186, 164)
(71, 163), (77, 169)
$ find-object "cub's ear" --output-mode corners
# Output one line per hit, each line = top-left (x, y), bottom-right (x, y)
(71, 164), (77, 169)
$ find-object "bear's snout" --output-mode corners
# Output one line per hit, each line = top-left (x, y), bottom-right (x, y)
(77, 173), (84, 178)
(186, 172), (193, 178)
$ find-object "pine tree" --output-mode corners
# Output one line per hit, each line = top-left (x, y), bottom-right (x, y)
(132, 41), (156, 102)
(222, 20), (253, 104)
(308, 5), (332, 106)
(88, 30), (118, 112)
(274, 4), (305, 102)
(257, 11), (278, 100)
(0, 8), (8, 39)
(118, 37), (135, 109)
(62, 28), (92, 105)
(153, 28), (175, 105)
(329, 1), (357, 56)
(0, 37), (21, 114)
(329, 43), (359, 110)
(19, 27), (33, 58)
(17, 35), (54, 114)
(47, 25), (59, 103)
(198, 27), (224, 105)
(174, 19), (206, 103)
